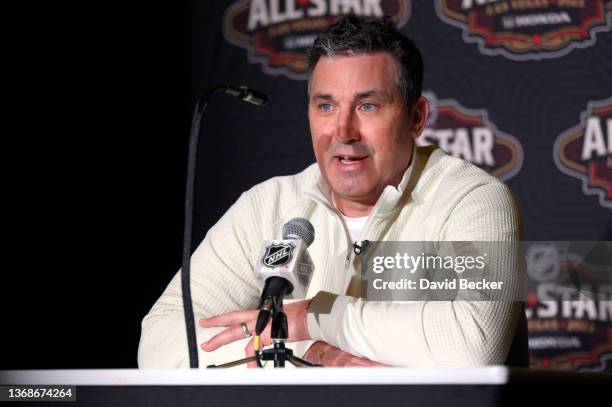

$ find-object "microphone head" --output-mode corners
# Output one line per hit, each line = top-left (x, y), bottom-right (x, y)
(282, 218), (315, 247)
(240, 87), (268, 106)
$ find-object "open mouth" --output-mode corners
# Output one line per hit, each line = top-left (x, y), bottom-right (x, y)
(336, 155), (368, 164)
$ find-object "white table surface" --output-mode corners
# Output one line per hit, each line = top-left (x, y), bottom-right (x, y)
(0, 367), (510, 386)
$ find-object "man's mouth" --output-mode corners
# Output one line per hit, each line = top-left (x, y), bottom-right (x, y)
(336, 155), (368, 164)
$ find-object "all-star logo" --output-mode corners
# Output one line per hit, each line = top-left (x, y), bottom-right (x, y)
(524, 241), (612, 371)
(263, 242), (295, 267)
(418, 91), (523, 181)
(222, 0), (411, 79)
(553, 97), (612, 209)
(435, 0), (612, 60)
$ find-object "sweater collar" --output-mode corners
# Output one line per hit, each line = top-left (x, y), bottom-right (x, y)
(305, 145), (421, 217)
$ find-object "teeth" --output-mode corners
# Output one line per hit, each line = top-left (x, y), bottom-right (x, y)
(339, 156), (364, 164)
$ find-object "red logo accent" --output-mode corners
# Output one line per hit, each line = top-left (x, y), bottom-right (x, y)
(527, 291), (539, 307)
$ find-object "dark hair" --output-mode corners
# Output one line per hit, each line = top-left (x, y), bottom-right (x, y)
(306, 15), (423, 111)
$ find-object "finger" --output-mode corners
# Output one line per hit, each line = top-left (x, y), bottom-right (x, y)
(244, 338), (258, 368)
(201, 324), (248, 352)
(199, 310), (256, 328)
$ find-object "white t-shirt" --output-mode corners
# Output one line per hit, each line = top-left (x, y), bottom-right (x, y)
(342, 214), (368, 243)
(331, 193), (368, 243)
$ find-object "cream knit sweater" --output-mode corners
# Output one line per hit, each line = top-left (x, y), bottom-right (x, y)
(138, 146), (525, 368)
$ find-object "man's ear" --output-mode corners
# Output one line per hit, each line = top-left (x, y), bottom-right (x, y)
(411, 96), (430, 139)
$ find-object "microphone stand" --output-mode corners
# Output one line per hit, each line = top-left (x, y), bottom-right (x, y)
(268, 305), (321, 368)
(182, 84), (267, 368)
(184, 86), (316, 368)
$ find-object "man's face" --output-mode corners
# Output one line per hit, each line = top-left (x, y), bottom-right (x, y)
(308, 52), (424, 213)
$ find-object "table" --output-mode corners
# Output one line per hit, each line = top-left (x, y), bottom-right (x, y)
(1, 367), (610, 406)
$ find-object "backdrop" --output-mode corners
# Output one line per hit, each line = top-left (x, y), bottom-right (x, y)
(190, 0), (612, 371)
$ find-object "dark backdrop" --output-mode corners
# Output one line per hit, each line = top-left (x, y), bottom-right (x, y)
(4, 2), (190, 369)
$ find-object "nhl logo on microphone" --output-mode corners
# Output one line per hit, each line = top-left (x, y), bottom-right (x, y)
(263, 243), (295, 267)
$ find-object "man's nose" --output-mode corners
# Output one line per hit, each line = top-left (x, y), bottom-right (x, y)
(335, 109), (360, 143)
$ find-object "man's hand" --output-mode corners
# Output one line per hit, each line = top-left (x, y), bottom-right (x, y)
(200, 300), (311, 367)
(303, 341), (388, 367)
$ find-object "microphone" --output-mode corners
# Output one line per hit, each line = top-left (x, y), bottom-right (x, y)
(254, 218), (315, 335)
(353, 240), (370, 255)
(223, 85), (268, 106)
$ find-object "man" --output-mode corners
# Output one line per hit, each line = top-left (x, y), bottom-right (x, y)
(138, 15), (528, 368)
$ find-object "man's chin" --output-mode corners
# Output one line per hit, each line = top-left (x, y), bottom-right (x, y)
(331, 184), (367, 198)
(330, 186), (377, 205)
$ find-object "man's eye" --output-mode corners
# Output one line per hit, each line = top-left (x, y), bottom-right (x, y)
(319, 103), (334, 113)
(360, 103), (377, 112)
